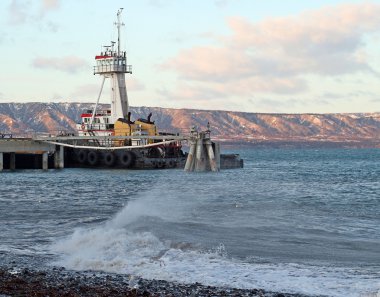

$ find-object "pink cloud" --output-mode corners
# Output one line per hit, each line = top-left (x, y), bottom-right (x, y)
(42, 0), (59, 11)
(32, 56), (89, 74)
(163, 3), (380, 99)
(159, 76), (307, 105)
(227, 3), (380, 49)
(8, 0), (60, 27)
(40, 0), (59, 18)
(225, 3), (380, 76)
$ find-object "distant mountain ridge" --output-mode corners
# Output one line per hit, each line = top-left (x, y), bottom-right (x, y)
(1, 102), (380, 147)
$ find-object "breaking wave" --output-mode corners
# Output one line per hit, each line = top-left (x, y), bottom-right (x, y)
(50, 197), (380, 297)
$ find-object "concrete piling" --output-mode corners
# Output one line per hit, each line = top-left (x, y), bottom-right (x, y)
(54, 146), (64, 169)
(10, 153), (16, 170)
(184, 140), (196, 172)
(42, 152), (48, 170)
(214, 142), (221, 170)
(206, 141), (218, 172)
(184, 127), (220, 172)
(195, 134), (207, 171)
(59, 146), (64, 169)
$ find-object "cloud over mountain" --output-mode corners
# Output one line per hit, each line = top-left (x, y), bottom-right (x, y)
(163, 3), (380, 102)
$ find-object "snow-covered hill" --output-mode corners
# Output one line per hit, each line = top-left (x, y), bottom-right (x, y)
(1, 103), (380, 147)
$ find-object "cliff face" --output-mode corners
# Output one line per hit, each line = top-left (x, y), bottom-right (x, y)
(1, 103), (380, 146)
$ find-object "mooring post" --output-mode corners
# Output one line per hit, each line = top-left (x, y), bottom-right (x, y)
(10, 153), (16, 170)
(42, 152), (48, 170)
(0, 153), (3, 171)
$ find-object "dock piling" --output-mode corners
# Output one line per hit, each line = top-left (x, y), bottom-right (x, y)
(184, 126), (220, 172)
(10, 153), (16, 170)
(54, 146), (64, 169)
(42, 152), (48, 170)
(184, 139), (196, 171)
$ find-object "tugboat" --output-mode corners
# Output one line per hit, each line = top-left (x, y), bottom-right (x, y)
(71, 9), (186, 169)
(56, 9), (243, 170)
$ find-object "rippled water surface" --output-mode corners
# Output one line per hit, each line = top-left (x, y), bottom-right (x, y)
(1, 148), (379, 296)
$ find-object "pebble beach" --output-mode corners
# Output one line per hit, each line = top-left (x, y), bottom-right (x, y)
(0, 267), (313, 297)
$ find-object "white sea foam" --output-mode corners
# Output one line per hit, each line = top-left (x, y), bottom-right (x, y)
(50, 200), (380, 297)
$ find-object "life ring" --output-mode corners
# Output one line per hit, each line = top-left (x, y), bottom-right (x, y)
(103, 151), (115, 167)
(81, 123), (86, 131)
(87, 150), (98, 166)
(77, 149), (87, 164)
(119, 151), (136, 168)
(157, 160), (165, 168)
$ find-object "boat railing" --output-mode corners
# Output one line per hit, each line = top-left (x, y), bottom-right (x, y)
(93, 64), (132, 74)
(80, 123), (114, 131)
(32, 134), (189, 150)
(0, 133), (13, 139)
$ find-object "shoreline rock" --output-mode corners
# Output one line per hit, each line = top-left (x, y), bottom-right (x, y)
(0, 267), (316, 297)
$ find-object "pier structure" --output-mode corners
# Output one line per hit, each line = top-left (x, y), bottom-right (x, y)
(0, 138), (64, 171)
(0, 132), (242, 171)
(184, 126), (221, 172)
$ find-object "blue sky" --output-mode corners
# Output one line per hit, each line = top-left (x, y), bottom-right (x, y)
(0, 0), (379, 113)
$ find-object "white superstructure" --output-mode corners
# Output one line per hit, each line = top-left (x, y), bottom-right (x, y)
(76, 8), (132, 136)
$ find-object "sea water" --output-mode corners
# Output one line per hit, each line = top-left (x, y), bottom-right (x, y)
(0, 148), (379, 297)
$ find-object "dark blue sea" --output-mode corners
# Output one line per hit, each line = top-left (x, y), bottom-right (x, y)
(0, 148), (379, 296)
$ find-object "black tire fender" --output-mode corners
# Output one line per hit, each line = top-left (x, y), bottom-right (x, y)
(77, 149), (87, 164)
(168, 160), (176, 168)
(119, 150), (136, 168)
(104, 151), (115, 167)
(87, 150), (99, 166)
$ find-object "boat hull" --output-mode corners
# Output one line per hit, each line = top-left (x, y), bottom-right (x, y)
(64, 147), (243, 170)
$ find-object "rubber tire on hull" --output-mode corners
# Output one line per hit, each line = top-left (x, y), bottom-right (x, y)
(104, 151), (116, 167)
(119, 151), (136, 168)
(87, 150), (99, 166)
(77, 149), (87, 164)
(148, 147), (162, 158)
(157, 160), (165, 168)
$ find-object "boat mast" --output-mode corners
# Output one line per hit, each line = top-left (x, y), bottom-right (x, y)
(116, 8), (124, 56)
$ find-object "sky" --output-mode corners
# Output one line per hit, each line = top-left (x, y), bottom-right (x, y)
(0, 0), (380, 114)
